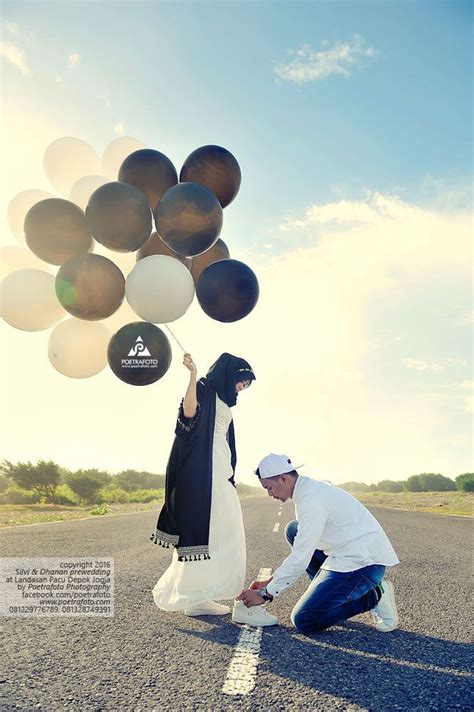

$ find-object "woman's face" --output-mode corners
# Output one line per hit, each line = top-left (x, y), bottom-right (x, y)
(235, 380), (251, 393)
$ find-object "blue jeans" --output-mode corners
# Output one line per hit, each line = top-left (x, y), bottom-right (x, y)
(285, 520), (385, 634)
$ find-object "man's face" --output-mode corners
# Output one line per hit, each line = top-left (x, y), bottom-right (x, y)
(260, 475), (292, 502)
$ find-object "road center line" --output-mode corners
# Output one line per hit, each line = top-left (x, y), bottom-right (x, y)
(222, 567), (272, 696)
(272, 522), (280, 532)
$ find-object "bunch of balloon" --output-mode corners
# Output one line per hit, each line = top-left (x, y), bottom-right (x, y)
(139, 144), (260, 323)
(1, 138), (260, 386)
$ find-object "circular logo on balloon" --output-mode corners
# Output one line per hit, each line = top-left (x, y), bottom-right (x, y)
(107, 322), (172, 386)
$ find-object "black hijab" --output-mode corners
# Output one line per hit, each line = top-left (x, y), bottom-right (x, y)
(206, 352), (256, 407)
(150, 353), (255, 561)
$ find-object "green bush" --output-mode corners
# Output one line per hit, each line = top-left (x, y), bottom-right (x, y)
(0, 475), (11, 493)
(377, 480), (405, 493)
(65, 472), (104, 504)
(90, 503), (109, 516)
(3, 487), (42, 504)
(420, 474), (456, 491)
(54, 485), (80, 506)
(127, 489), (164, 503)
(114, 470), (165, 492)
(456, 473), (474, 492)
(1, 459), (61, 503)
(340, 481), (371, 492)
(406, 473), (457, 492)
(98, 486), (129, 504)
(405, 474), (423, 492)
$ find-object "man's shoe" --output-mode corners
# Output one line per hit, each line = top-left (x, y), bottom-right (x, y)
(232, 600), (278, 627)
(371, 579), (398, 632)
(185, 601), (231, 616)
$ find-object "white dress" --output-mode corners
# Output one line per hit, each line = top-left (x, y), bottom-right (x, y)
(152, 394), (246, 611)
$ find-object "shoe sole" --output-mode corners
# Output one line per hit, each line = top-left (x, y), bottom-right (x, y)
(232, 615), (278, 627)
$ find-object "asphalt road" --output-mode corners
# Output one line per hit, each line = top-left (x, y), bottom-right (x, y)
(1, 497), (472, 711)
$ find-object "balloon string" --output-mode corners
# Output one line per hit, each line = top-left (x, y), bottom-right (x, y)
(164, 324), (186, 353)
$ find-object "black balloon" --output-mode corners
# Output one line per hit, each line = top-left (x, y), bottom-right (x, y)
(118, 149), (178, 210)
(55, 254), (125, 320)
(107, 322), (172, 386)
(86, 181), (152, 252)
(24, 198), (92, 266)
(154, 182), (223, 258)
(180, 145), (241, 208)
(196, 259), (259, 322)
(190, 238), (229, 285)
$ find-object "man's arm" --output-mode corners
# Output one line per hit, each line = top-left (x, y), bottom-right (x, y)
(266, 498), (328, 599)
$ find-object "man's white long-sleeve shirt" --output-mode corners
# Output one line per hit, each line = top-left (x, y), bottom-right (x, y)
(266, 476), (399, 599)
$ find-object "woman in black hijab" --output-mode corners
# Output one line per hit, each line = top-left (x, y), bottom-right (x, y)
(151, 351), (255, 616)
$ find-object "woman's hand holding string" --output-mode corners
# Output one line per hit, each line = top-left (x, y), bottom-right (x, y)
(182, 353), (198, 418)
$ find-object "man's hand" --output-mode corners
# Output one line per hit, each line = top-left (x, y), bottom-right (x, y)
(237, 588), (265, 607)
(248, 578), (272, 590)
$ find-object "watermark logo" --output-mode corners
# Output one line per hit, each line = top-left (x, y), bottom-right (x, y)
(122, 336), (158, 368)
(127, 336), (151, 357)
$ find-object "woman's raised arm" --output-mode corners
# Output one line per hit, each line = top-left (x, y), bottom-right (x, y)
(182, 353), (198, 418)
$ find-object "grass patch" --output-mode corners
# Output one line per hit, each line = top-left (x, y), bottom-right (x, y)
(0, 488), (264, 528)
(352, 491), (473, 517)
(0, 498), (164, 528)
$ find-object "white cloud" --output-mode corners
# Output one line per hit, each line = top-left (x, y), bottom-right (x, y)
(0, 40), (31, 77)
(68, 52), (81, 67)
(402, 358), (467, 372)
(275, 35), (377, 84)
(280, 192), (425, 231)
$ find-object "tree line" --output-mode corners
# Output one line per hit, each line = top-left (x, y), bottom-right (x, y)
(340, 472), (473, 493)
(0, 460), (261, 506)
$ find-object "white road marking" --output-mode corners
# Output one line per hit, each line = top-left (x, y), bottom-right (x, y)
(272, 522), (280, 532)
(222, 567), (272, 696)
(277, 511), (282, 516)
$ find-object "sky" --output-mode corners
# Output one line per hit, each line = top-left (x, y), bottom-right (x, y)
(0, 0), (472, 486)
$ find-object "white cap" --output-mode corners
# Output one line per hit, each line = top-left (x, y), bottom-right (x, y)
(256, 453), (304, 479)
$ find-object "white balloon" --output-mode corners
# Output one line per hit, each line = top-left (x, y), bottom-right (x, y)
(48, 318), (111, 378)
(7, 189), (55, 242)
(0, 245), (50, 281)
(126, 255), (195, 323)
(0, 269), (65, 331)
(69, 174), (109, 210)
(102, 136), (147, 180)
(44, 137), (101, 195)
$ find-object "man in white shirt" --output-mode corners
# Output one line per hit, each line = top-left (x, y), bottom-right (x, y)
(234, 453), (399, 634)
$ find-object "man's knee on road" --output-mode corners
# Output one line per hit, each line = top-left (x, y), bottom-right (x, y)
(290, 605), (327, 634)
